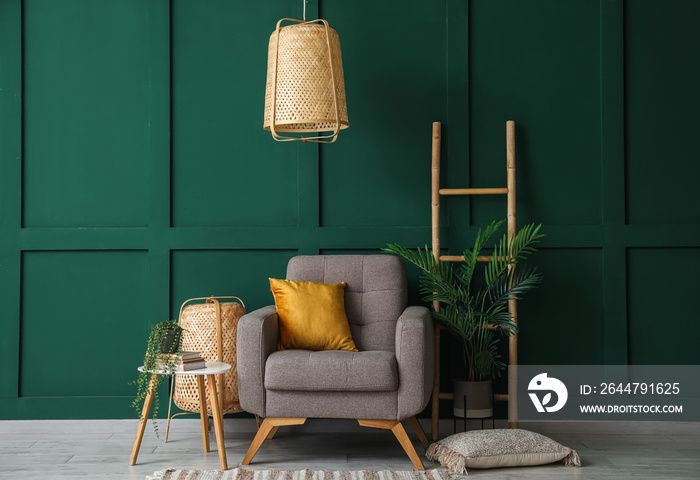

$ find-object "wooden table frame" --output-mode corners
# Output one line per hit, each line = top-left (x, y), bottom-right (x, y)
(129, 362), (231, 470)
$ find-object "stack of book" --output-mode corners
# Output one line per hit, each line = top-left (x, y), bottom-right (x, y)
(156, 351), (207, 371)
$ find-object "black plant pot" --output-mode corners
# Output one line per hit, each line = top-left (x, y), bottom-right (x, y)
(160, 327), (181, 354)
(453, 379), (493, 418)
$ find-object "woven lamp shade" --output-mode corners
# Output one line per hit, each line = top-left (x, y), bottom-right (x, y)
(173, 297), (245, 416)
(264, 18), (348, 143)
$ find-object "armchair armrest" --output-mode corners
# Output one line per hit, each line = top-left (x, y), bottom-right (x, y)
(237, 305), (279, 417)
(395, 306), (434, 419)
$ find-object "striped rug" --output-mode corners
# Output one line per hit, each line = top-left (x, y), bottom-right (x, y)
(146, 468), (454, 480)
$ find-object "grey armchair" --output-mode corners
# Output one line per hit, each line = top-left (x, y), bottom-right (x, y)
(237, 255), (434, 469)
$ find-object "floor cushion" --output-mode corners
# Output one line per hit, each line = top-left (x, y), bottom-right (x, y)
(426, 429), (581, 475)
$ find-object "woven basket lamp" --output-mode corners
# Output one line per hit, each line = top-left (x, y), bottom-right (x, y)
(264, 18), (349, 143)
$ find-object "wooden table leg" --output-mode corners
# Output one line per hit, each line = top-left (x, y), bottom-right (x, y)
(217, 373), (225, 413)
(196, 375), (210, 452)
(206, 374), (228, 470)
(130, 374), (159, 465)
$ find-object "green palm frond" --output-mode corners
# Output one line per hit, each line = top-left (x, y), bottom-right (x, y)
(488, 263), (544, 307)
(485, 222), (544, 287)
(472, 333), (506, 380)
(383, 220), (544, 381)
(461, 220), (504, 286)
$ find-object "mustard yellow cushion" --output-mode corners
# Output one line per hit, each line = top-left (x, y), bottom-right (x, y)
(269, 278), (358, 352)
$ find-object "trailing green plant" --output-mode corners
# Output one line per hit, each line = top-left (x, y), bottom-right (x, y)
(131, 319), (183, 437)
(384, 219), (544, 382)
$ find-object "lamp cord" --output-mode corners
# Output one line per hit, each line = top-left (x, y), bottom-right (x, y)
(303, 0), (307, 21)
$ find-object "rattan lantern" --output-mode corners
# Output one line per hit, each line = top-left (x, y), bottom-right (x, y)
(264, 18), (348, 143)
(164, 296), (246, 442)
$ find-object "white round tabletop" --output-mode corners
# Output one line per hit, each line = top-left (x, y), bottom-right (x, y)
(137, 361), (231, 376)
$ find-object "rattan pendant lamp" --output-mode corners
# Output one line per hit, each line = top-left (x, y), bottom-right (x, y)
(263, 3), (348, 143)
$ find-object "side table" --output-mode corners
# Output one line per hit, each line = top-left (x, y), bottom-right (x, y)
(130, 361), (231, 469)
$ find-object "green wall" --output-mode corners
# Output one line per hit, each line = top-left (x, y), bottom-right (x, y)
(1, 0), (698, 419)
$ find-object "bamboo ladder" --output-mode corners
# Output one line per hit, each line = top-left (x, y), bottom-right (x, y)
(430, 121), (519, 441)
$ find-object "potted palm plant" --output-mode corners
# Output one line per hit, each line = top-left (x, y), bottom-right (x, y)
(384, 219), (543, 417)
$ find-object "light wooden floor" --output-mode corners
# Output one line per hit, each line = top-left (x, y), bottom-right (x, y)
(1, 419), (699, 480)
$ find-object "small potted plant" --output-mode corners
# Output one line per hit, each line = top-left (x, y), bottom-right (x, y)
(384, 219), (543, 418)
(131, 319), (184, 435)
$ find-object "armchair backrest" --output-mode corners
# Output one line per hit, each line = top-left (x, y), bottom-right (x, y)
(286, 255), (407, 352)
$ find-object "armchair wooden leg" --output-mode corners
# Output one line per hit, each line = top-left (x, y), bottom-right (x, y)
(266, 426), (280, 440)
(241, 417), (306, 465)
(358, 419), (425, 470)
(407, 416), (428, 443)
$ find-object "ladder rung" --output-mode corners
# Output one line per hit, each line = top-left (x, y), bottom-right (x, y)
(439, 188), (508, 195)
(439, 255), (493, 262)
